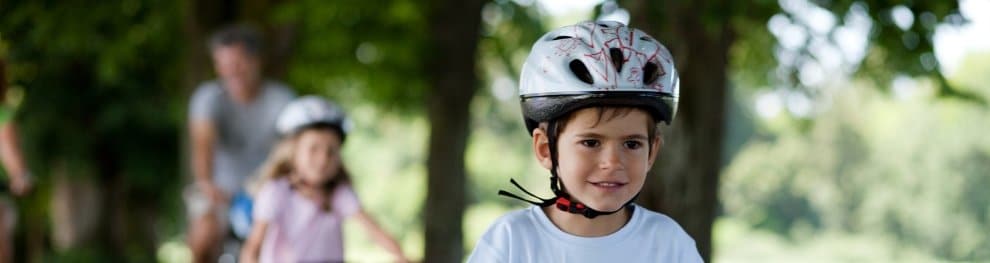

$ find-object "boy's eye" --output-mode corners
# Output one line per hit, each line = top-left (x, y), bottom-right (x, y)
(579, 140), (600, 148)
(624, 140), (643, 150)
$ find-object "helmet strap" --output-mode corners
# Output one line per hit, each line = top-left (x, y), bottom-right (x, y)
(499, 120), (637, 219)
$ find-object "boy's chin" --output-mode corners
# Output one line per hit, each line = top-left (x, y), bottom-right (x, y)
(582, 200), (629, 213)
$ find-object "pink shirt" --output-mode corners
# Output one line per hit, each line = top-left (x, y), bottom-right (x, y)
(254, 178), (361, 263)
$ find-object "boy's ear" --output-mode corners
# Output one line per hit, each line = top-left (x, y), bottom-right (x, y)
(532, 128), (554, 170)
(647, 132), (663, 168)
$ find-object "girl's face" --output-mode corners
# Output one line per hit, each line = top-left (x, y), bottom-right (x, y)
(292, 129), (342, 186)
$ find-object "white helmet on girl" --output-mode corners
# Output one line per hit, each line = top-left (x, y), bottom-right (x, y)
(519, 20), (679, 133)
(276, 96), (352, 138)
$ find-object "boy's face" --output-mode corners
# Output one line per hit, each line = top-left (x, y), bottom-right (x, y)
(533, 107), (661, 212)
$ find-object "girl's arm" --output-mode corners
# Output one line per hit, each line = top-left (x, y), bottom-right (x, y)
(354, 210), (410, 263)
(239, 220), (269, 263)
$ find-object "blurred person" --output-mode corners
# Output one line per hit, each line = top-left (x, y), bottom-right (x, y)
(467, 21), (701, 262)
(186, 24), (295, 263)
(240, 96), (409, 263)
(0, 59), (33, 263)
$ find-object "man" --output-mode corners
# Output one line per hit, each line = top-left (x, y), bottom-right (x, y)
(0, 58), (33, 263)
(186, 25), (295, 263)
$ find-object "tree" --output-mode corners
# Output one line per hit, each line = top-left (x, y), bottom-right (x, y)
(620, 0), (965, 261)
(420, 0), (486, 261)
(1, 0), (183, 261)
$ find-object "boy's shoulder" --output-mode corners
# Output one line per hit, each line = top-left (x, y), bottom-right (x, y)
(484, 206), (542, 233)
(629, 205), (694, 241)
(483, 205), (691, 239)
(469, 206), (544, 262)
(633, 205), (679, 227)
(629, 206), (703, 261)
(475, 206), (552, 248)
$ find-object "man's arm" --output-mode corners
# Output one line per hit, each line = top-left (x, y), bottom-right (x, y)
(0, 122), (31, 196)
(190, 119), (227, 204)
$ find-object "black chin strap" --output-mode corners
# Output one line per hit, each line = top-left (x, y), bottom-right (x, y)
(498, 120), (636, 219)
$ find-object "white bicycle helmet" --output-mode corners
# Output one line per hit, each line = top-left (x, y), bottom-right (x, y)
(276, 96), (353, 138)
(501, 21), (680, 219)
(519, 20), (679, 133)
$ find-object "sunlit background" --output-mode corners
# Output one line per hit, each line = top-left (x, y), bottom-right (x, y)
(1, 0), (988, 262)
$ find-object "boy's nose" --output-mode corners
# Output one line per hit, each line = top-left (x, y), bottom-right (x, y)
(599, 145), (624, 171)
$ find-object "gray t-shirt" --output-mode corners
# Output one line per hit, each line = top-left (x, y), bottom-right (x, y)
(189, 80), (295, 193)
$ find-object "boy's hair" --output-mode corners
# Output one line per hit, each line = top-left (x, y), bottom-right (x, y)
(208, 24), (263, 57)
(256, 125), (351, 211)
(540, 106), (661, 151)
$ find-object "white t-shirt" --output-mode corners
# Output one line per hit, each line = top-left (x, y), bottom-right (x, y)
(188, 80), (295, 193)
(468, 205), (703, 263)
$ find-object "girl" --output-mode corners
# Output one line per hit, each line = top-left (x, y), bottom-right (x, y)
(241, 96), (408, 263)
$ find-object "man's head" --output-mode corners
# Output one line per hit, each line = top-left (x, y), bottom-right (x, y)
(209, 25), (263, 101)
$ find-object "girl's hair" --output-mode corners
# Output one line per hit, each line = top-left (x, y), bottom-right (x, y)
(255, 125), (351, 211)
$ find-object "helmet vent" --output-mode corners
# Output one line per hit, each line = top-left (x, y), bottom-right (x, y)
(639, 36), (653, 42)
(598, 23), (610, 28)
(569, 60), (594, 84)
(552, 35), (573, 40)
(609, 48), (624, 72)
(643, 62), (660, 84)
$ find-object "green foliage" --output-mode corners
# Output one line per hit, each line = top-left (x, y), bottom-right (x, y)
(337, 105), (429, 261)
(950, 51), (990, 99)
(729, 16), (780, 92)
(714, 217), (940, 262)
(272, 0), (430, 114)
(728, 0), (984, 107)
(479, 1), (545, 81)
(1, 0), (183, 260)
(2, 0), (183, 182)
(722, 72), (990, 260)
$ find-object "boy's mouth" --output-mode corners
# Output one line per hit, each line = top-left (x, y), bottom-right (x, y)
(589, 181), (627, 189)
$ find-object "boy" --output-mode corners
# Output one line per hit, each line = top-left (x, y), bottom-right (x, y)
(468, 21), (702, 262)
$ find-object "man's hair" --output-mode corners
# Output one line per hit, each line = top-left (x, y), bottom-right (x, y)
(208, 24), (263, 57)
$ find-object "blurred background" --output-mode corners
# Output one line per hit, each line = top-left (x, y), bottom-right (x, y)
(1, 0), (988, 262)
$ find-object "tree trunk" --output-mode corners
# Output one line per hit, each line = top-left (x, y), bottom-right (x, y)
(49, 166), (102, 251)
(629, 0), (734, 261)
(422, 0), (485, 262)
